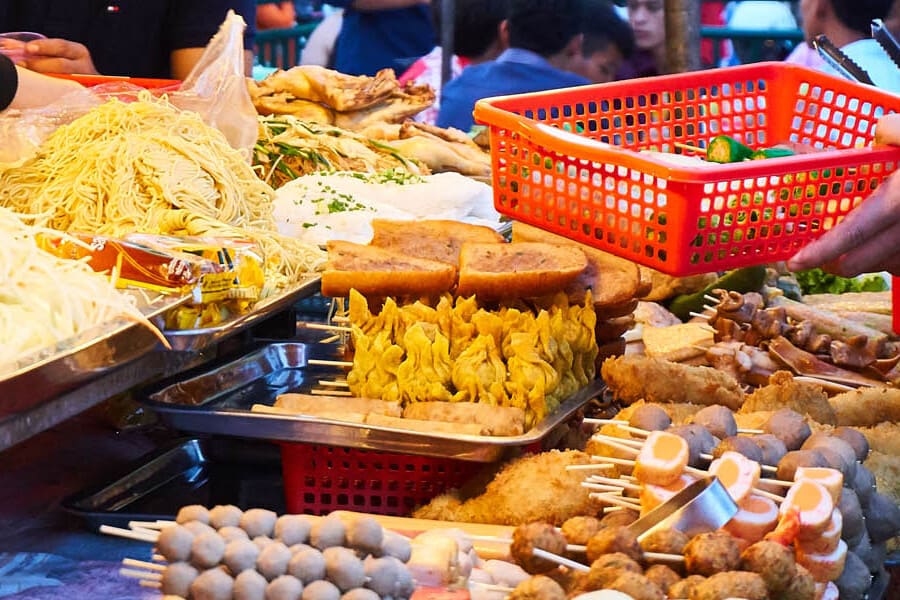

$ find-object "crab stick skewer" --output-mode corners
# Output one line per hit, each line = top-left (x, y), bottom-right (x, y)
(780, 479), (835, 538)
(723, 494), (780, 544)
(633, 431), (690, 487)
(793, 467), (843, 504)
(708, 451), (761, 505)
(796, 508), (843, 555)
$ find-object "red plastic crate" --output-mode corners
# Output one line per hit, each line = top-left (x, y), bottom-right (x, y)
(474, 62), (900, 277)
(280, 443), (484, 516)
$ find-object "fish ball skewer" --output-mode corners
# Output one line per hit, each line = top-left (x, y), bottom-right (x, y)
(311, 515), (347, 550)
(161, 562), (199, 597)
(275, 515), (314, 547)
(266, 574), (303, 600)
(234, 569), (267, 600)
(157, 525), (195, 563)
(191, 531), (227, 570)
(288, 547), (326, 583)
(209, 505), (243, 529)
(225, 539), (261, 575)
(241, 509), (278, 539)
(257, 542), (292, 580)
(176, 505), (210, 525)
(302, 580), (340, 600)
(189, 568), (234, 600)
(346, 516), (383, 555)
(323, 546), (366, 591)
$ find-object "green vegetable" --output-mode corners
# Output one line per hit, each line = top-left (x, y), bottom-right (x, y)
(794, 268), (889, 295)
(750, 147), (796, 160)
(706, 135), (754, 163)
(667, 266), (768, 321)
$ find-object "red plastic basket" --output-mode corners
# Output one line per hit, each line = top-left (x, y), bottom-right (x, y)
(474, 62), (900, 277)
(280, 443), (484, 516)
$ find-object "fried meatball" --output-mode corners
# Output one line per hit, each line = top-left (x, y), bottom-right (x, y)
(585, 526), (643, 563)
(776, 449), (827, 481)
(629, 405), (672, 432)
(764, 409), (810, 451)
(739, 540), (796, 593)
(640, 527), (690, 556)
(508, 575), (566, 600)
(831, 427), (869, 462)
(683, 532), (741, 577)
(667, 424), (719, 467)
(669, 574), (706, 599)
(577, 552), (643, 592)
(690, 405), (737, 440)
(608, 571), (665, 600)
(599, 509), (639, 528)
(689, 570), (767, 600)
(835, 550), (871, 600)
(779, 563), (816, 600)
(751, 434), (788, 466)
(561, 516), (603, 546)
(511, 522), (569, 574)
(711, 436), (763, 463)
(644, 564), (680, 592)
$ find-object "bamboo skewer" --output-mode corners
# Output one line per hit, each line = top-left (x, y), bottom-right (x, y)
(301, 322), (353, 333)
(586, 475), (642, 492)
(127, 520), (166, 531)
(100, 524), (159, 543)
(310, 388), (353, 396)
(589, 493), (642, 511)
(565, 463), (617, 472)
(674, 141), (707, 154)
(119, 568), (163, 581)
(318, 380), (350, 388)
(123, 558), (166, 572)
(307, 359), (353, 368)
(531, 547), (590, 572)
(152, 554), (167, 563)
(139, 580), (162, 589)
(582, 482), (630, 493)
(644, 551), (686, 564)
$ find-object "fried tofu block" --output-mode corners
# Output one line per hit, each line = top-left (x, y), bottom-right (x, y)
(369, 219), (504, 266)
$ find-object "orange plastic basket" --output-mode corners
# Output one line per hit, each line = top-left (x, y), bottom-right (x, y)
(474, 62), (900, 277)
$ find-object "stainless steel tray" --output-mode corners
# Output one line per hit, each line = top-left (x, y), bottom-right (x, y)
(141, 342), (604, 462)
(162, 276), (321, 352)
(0, 290), (188, 417)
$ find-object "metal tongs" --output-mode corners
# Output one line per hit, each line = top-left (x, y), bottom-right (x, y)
(812, 34), (875, 84)
(871, 19), (900, 71)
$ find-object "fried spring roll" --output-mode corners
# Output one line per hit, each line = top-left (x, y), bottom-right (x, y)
(274, 393), (402, 417)
(402, 402), (526, 436)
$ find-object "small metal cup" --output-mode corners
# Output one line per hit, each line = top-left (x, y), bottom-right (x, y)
(627, 477), (738, 541)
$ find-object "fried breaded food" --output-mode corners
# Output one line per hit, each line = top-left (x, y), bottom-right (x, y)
(369, 219), (504, 266)
(856, 421), (900, 457)
(827, 387), (900, 427)
(321, 240), (457, 297)
(412, 450), (594, 526)
(740, 371), (836, 425)
(250, 66), (400, 112)
(401, 401), (525, 436)
(601, 356), (744, 411)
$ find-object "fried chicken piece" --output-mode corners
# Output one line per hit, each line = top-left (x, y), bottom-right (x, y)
(250, 65), (400, 112)
(412, 450), (594, 526)
(740, 371), (836, 425)
(601, 356), (744, 411)
(334, 83), (436, 130)
(827, 387), (900, 427)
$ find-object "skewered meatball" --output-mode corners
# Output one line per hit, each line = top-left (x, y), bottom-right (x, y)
(751, 434), (788, 466)
(257, 542), (292, 580)
(157, 525), (195, 562)
(254, 536), (275, 551)
(852, 464), (876, 507)
(380, 531), (412, 561)
(779, 563), (815, 600)
(802, 435), (857, 480)
(288, 547), (326, 583)
(608, 571), (665, 600)
(511, 522), (569, 574)
(831, 427), (869, 462)
(225, 539), (261, 575)
(690, 570), (767, 600)
(561, 516), (603, 546)
(585, 526), (642, 563)
(669, 574), (706, 599)
(189, 568), (234, 600)
(711, 436), (763, 463)
(690, 405), (736, 440)
(340, 589), (379, 600)
(629, 405), (672, 432)
(324, 546), (366, 591)
(183, 521), (218, 538)
(599, 509), (639, 528)
(234, 569), (267, 600)
(310, 515), (347, 550)
(274, 515), (314, 547)
(764, 409), (810, 451)
(667, 424), (718, 467)
(578, 552), (643, 591)
(302, 580), (340, 600)
(346, 516), (383, 555)
(839, 488), (866, 546)
(191, 531), (227, 569)
(508, 575), (566, 600)
(241, 509), (278, 539)
(739, 540), (796, 594)
(220, 526), (250, 543)
(644, 564), (681, 594)
(266, 575), (303, 600)
(864, 491), (900, 543)
(776, 449), (827, 481)
(209, 505), (243, 529)
(161, 562), (199, 597)
(363, 556), (401, 597)
(177, 505), (210, 525)
(683, 532), (741, 576)
(835, 550), (872, 600)
(388, 555), (416, 598)
(640, 527), (690, 555)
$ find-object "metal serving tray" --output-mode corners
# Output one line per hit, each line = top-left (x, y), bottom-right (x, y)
(62, 437), (286, 530)
(162, 276), (321, 352)
(0, 291), (188, 417)
(141, 342), (604, 462)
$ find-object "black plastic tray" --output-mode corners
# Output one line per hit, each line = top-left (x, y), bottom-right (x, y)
(61, 437), (285, 531)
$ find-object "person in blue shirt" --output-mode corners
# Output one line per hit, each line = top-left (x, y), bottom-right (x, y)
(328, 0), (435, 76)
(437, 0), (591, 132)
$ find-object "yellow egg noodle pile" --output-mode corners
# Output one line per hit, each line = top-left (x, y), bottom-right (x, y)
(346, 290), (599, 427)
(0, 207), (158, 373)
(0, 94), (324, 290)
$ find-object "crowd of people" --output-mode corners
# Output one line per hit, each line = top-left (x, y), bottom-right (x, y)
(0, 0), (898, 273)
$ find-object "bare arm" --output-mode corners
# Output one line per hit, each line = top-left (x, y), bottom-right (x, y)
(10, 66), (82, 109)
(257, 2), (296, 29)
(170, 48), (254, 80)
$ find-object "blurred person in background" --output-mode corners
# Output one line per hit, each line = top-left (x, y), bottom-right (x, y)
(300, 8), (344, 66)
(724, 1), (798, 64)
(437, 0), (590, 132)
(0, 0), (256, 80)
(794, 0), (899, 92)
(0, 53), (81, 111)
(327, 0), (435, 76)
(574, 0), (635, 83)
(257, 1), (297, 29)
(399, 0), (509, 124)
(617, 0), (665, 78)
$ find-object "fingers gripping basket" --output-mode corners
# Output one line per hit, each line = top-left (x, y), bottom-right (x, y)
(474, 62), (900, 277)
